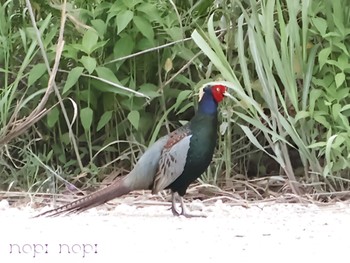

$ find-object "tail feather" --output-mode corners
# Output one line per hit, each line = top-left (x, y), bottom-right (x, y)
(34, 180), (131, 217)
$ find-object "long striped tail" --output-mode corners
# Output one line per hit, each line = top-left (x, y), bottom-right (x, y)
(34, 180), (131, 217)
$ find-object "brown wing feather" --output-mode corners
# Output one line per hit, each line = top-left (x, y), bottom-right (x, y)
(152, 125), (192, 193)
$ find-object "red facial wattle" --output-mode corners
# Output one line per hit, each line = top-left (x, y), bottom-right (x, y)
(211, 85), (227, 103)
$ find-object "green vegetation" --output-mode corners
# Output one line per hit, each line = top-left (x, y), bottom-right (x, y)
(1, 0), (350, 199)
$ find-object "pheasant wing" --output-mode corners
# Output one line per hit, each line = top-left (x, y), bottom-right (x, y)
(152, 126), (192, 193)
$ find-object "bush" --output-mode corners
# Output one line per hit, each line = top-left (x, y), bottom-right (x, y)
(1, 0), (350, 197)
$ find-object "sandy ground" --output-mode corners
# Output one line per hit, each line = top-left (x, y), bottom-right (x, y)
(1, 199), (350, 263)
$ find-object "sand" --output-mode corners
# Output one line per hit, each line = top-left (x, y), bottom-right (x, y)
(1, 199), (349, 263)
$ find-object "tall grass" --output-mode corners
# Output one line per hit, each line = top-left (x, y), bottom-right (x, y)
(194, 0), (350, 195)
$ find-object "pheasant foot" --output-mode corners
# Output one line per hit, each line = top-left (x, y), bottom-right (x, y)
(170, 192), (206, 218)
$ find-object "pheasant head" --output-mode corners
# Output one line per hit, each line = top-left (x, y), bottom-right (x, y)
(198, 84), (227, 114)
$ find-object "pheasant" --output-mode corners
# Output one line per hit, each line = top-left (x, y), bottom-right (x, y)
(35, 84), (227, 217)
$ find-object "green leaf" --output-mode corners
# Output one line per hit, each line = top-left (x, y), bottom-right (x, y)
(61, 132), (70, 145)
(135, 38), (154, 51)
(91, 19), (107, 38)
(63, 67), (84, 94)
(28, 63), (47, 86)
(63, 45), (78, 60)
(332, 103), (341, 121)
(337, 53), (350, 70)
(46, 149), (53, 162)
(128, 110), (140, 130)
(335, 87), (350, 101)
(138, 83), (160, 98)
(325, 134), (338, 166)
(174, 90), (191, 111)
(80, 107), (93, 132)
(47, 106), (59, 128)
(80, 56), (96, 74)
(137, 2), (162, 22)
(332, 11), (345, 37)
(113, 34), (135, 59)
(340, 104), (350, 117)
(302, 44), (319, 110)
(165, 27), (183, 41)
(95, 66), (120, 83)
(82, 28), (99, 55)
(117, 10), (134, 34)
(175, 46), (196, 61)
(333, 134), (346, 149)
(308, 141), (327, 149)
(177, 103), (193, 115)
(239, 124), (280, 163)
(318, 47), (331, 69)
(314, 115), (330, 128)
(309, 88), (323, 115)
(122, 0), (143, 8)
(90, 79), (129, 95)
(335, 72), (345, 88)
(192, 29), (234, 83)
(338, 114), (349, 129)
(97, 111), (113, 131)
(294, 110), (310, 123)
(20, 88), (46, 109)
(312, 17), (327, 36)
(333, 41), (349, 56)
(133, 16), (154, 41)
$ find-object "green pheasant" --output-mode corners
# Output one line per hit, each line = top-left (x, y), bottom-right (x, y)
(36, 84), (227, 217)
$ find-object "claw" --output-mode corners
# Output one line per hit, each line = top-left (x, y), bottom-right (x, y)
(170, 192), (207, 218)
(171, 192), (181, 216)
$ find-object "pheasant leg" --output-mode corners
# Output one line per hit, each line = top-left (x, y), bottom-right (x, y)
(170, 192), (206, 218)
(179, 196), (206, 218)
(171, 192), (181, 216)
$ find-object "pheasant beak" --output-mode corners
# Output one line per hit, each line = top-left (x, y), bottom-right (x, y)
(198, 87), (204, 101)
(223, 91), (234, 100)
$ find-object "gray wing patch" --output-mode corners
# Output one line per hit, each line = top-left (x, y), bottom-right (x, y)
(152, 135), (192, 193)
(123, 135), (168, 190)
